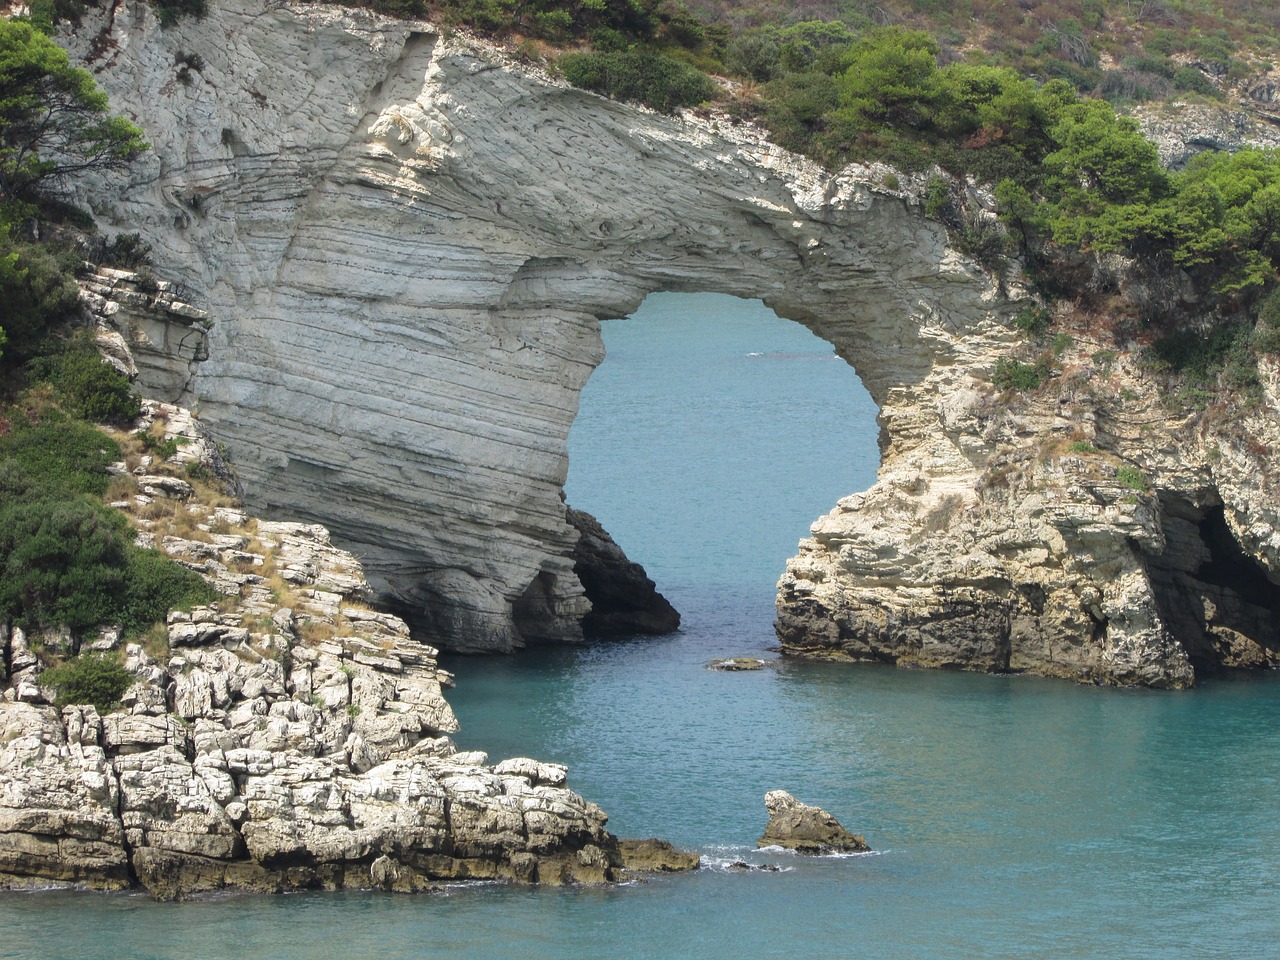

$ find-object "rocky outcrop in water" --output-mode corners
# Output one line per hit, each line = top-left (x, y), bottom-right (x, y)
(758, 791), (869, 854)
(62, 0), (1011, 655)
(63, 1), (1280, 686)
(567, 507), (679, 638)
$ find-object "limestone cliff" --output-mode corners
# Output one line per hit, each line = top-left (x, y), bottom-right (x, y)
(63, 0), (1280, 686)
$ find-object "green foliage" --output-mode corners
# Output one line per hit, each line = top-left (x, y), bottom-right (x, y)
(0, 497), (131, 632)
(27, 339), (140, 424)
(0, 415), (215, 634)
(923, 177), (952, 219)
(0, 20), (147, 203)
(0, 415), (120, 499)
(140, 430), (181, 460)
(1013, 306), (1051, 338)
(1068, 440), (1099, 454)
(38, 651), (131, 713)
(993, 356), (1054, 392)
(833, 28), (939, 129)
(151, 0), (208, 27)
(119, 546), (216, 633)
(1115, 466), (1147, 492)
(559, 51), (716, 112)
(1253, 289), (1280, 354)
(1150, 323), (1249, 380)
(1172, 66), (1221, 98)
(0, 237), (83, 368)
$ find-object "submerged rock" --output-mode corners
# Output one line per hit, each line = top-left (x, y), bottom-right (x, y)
(757, 791), (870, 855)
(616, 838), (700, 873)
(725, 860), (782, 872)
(707, 657), (768, 671)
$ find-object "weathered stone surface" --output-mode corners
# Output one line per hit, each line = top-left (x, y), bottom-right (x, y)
(567, 507), (679, 638)
(757, 791), (870, 855)
(0, 399), (663, 898)
(63, 0), (1011, 657)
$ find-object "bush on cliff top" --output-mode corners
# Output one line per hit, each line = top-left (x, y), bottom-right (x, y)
(559, 50), (717, 112)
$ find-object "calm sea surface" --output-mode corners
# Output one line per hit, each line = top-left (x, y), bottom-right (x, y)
(4, 293), (1279, 959)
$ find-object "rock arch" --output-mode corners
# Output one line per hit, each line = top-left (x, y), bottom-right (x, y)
(71, 0), (1005, 650)
(69, 0), (1280, 684)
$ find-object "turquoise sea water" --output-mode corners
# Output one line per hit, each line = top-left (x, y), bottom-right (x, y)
(4, 293), (1280, 959)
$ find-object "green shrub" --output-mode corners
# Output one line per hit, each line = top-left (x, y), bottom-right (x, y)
(151, 0), (207, 27)
(923, 177), (952, 219)
(559, 51), (716, 113)
(1013, 307), (1051, 338)
(957, 219), (1008, 268)
(139, 430), (181, 460)
(1068, 440), (1098, 454)
(0, 497), (131, 631)
(0, 415), (120, 498)
(0, 240), (83, 367)
(119, 546), (216, 634)
(1172, 66), (1221, 98)
(1115, 466), (1148, 491)
(993, 356), (1054, 392)
(100, 232), (152, 269)
(28, 341), (140, 425)
(1149, 323), (1250, 384)
(39, 651), (131, 713)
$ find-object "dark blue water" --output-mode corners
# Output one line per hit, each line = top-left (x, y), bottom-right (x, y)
(4, 294), (1280, 959)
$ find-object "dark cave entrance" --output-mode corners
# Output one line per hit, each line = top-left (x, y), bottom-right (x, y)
(1146, 493), (1280, 672)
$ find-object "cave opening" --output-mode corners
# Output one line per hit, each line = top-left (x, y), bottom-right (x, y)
(1146, 493), (1280, 672)
(562, 291), (881, 637)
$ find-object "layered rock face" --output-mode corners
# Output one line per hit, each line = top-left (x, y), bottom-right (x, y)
(0, 401), (641, 897)
(65, 1), (1280, 685)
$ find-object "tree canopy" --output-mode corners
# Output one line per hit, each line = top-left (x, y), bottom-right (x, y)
(0, 19), (146, 205)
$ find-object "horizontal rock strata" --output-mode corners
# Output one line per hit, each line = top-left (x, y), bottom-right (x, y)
(64, 0), (1014, 655)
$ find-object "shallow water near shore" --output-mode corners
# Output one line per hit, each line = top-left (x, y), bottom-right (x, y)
(4, 294), (1279, 958)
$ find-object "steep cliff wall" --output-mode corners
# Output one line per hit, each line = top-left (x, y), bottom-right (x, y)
(67, 0), (1014, 652)
(65, 0), (1280, 686)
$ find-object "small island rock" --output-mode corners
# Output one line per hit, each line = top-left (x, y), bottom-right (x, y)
(757, 791), (870, 854)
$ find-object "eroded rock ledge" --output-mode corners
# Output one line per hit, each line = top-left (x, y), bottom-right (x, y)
(64, 1), (1280, 685)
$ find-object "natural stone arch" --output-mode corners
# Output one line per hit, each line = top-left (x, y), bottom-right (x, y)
(70, 0), (1008, 649)
(69, 0), (1280, 685)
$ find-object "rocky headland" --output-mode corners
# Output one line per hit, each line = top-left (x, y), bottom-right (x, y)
(56, 0), (1280, 692)
(0, 300), (694, 895)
